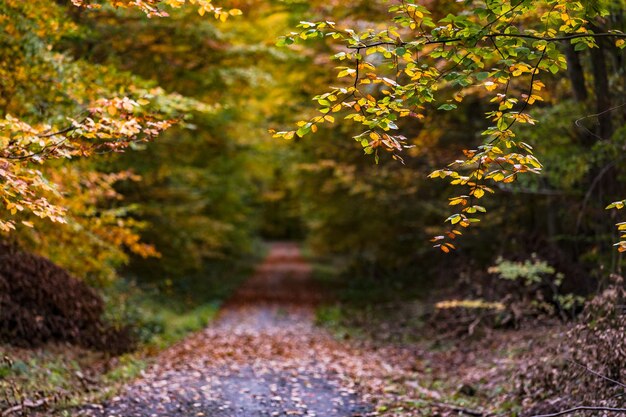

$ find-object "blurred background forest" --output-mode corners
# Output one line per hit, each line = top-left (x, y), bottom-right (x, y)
(1, 0), (625, 415)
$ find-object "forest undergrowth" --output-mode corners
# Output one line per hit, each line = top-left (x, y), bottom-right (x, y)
(1, 247), (624, 417)
(314, 258), (626, 417)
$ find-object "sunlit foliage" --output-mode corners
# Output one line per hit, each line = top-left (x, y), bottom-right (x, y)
(275, 0), (626, 253)
(0, 0), (236, 279)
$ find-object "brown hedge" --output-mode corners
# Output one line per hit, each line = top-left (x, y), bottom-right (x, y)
(0, 243), (135, 354)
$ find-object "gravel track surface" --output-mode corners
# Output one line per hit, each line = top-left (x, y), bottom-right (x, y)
(80, 243), (373, 417)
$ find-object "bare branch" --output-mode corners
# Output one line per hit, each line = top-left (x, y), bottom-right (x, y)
(568, 360), (626, 390)
(530, 406), (626, 417)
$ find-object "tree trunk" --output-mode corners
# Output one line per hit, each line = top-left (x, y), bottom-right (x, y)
(563, 42), (588, 102)
(589, 36), (614, 139)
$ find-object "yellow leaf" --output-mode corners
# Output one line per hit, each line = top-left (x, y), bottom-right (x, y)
(503, 174), (516, 183)
(492, 172), (505, 182)
(484, 81), (497, 91)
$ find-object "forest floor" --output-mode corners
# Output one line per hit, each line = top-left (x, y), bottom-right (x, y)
(79, 242), (376, 417)
(72, 242), (546, 417)
(2, 242), (570, 417)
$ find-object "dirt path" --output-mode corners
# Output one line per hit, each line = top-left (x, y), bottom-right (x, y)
(80, 242), (376, 417)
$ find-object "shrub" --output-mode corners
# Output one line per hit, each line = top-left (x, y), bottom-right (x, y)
(0, 243), (135, 354)
(518, 275), (626, 414)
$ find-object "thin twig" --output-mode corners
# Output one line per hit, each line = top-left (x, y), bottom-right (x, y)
(0, 116), (88, 161)
(1, 398), (48, 417)
(530, 406), (626, 417)
(574, 102), (626, 141)
(431, 401), (485, 416)
(568, 360), (626, 390)
(574, 161), (620, 236)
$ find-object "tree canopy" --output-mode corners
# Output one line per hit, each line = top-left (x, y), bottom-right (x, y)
(273, 0), (626, 253)
(1, 0), (625, 283)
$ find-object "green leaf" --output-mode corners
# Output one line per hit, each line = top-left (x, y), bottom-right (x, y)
(438, 104), (457, 111)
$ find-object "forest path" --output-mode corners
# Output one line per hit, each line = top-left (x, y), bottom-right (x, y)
(80, 242), (376, 417)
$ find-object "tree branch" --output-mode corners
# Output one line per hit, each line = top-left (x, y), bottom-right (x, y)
(530, 406), (626, 417)
(1, 398), (49, 417)
(348, 31), (626, 49)
(430, 401), (485, 416)
(568, 359), (626, 390)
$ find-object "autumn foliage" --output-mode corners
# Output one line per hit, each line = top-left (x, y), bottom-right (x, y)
(0, 1), (625, 416)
